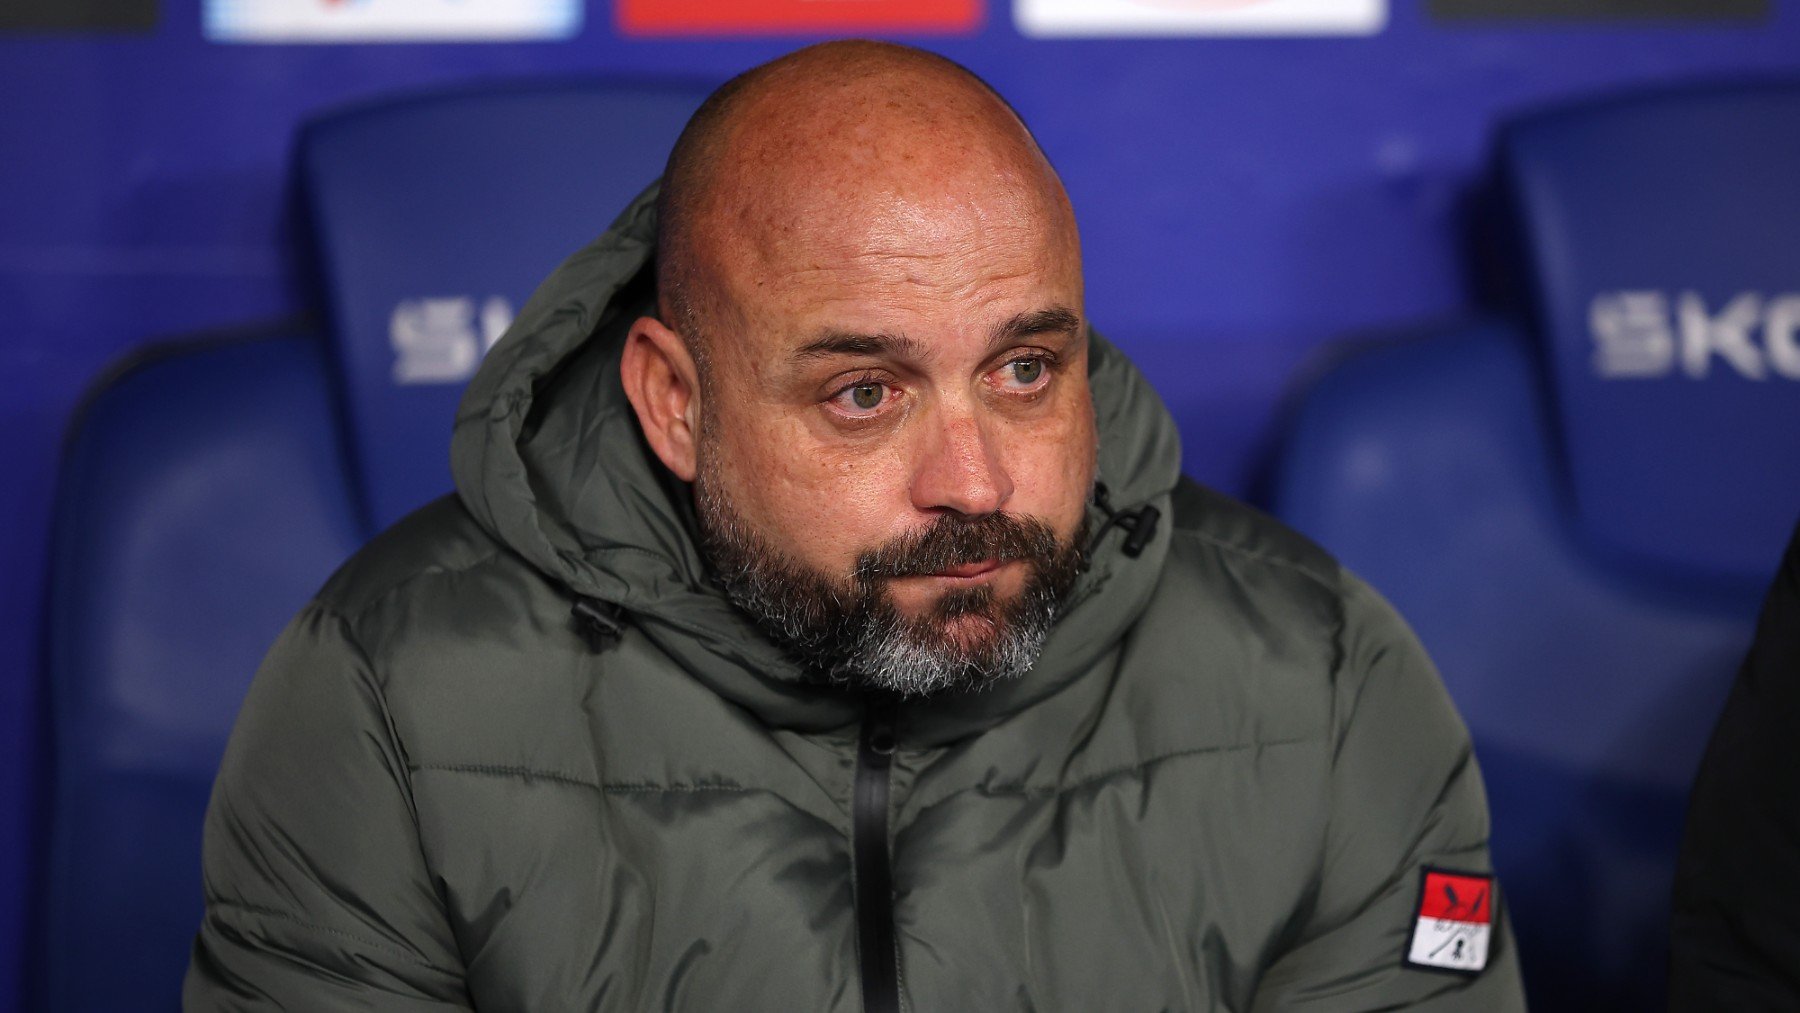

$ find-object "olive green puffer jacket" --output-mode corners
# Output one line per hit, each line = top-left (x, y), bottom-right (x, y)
(185, 188), (1525, 1011)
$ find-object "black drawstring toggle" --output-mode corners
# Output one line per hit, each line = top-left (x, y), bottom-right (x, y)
(571, 596), (628, 648)
(1120, 504), (1161, 557)
(1090, 483), (1161, 559)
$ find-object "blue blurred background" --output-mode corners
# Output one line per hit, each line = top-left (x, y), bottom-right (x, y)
(5, 0), (1800, 1008)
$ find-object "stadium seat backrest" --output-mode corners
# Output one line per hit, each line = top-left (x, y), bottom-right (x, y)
(1273, 82), (1800, 1010)
(44, 333), (364, 1012)
(299, 81), (707, 530)
(44, 79), (710, 1011)
(1506, 83), (1800, 582)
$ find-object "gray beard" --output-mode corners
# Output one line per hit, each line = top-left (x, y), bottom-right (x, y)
(694, 470), (1087, 698)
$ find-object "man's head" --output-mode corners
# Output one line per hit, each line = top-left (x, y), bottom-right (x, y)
(620, 41), (1098, 697)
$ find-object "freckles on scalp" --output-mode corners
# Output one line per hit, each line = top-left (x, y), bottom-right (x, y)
(657, 40), (1082, 345)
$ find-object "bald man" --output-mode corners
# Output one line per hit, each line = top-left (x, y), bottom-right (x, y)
(186, 42), (1523, 1011)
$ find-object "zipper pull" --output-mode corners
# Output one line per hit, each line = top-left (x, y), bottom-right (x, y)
(861, 701), (897, 764)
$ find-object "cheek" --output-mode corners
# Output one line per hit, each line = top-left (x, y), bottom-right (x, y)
(1002, 387), (1098, 534)
(708, 409), (907, 563)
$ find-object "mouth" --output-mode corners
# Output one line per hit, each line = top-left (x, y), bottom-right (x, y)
(920, 558), (1004, 582)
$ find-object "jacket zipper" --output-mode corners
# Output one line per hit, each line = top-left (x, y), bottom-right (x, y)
(854, 703), (901, 1013)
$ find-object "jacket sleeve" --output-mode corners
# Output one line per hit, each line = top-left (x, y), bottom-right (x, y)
(1669, 519), (1800, 1008)
(184, 603), (474, 1011)
(1250, 575), (1526, 1012)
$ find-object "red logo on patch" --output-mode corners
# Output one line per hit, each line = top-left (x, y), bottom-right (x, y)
(617, 0), (982, 36)
(1417, 870), (1493, 924)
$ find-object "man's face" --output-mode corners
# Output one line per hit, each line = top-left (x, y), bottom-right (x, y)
(690, 183), (1097, 696)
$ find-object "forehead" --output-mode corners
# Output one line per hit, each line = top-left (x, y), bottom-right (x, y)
(673, 65), (1082, 353)
(706, 180), (1082, 349)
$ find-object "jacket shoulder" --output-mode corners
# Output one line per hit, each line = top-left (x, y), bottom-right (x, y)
(1161, 479), (1427, 668)
(312, 493), (526, 620)
(1152, 478), (1460, 756)
(1165, 476), (1342, 598)
(1132, 478), (1351, 719)
(297, 494), (595, 771)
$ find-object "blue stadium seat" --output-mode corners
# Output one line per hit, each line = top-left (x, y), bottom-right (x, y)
(303, 80), (712, 531)
(41, 79), (709, 1011)
(1273, 83), (1800, 1009)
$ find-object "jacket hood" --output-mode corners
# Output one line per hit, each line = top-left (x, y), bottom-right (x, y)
(451, 185), (1183, 745)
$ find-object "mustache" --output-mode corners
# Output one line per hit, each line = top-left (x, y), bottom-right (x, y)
(853, 512), (1064, 580)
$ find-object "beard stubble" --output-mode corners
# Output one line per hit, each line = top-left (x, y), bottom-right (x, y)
(693, 463), (1088, 698)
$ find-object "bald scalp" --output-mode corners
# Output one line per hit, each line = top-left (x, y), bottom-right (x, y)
(653, 41), (1074, 369)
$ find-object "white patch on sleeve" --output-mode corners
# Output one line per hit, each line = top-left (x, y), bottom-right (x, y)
(1408, 915), (1490, 972)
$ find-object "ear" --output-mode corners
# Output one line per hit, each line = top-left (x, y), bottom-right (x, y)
(620, 314), (702, 482)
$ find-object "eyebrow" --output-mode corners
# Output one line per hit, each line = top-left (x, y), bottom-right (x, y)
(791, 306), (1083, 364)
(792, 330), (933, 363)
(989, 306), (1083, 350)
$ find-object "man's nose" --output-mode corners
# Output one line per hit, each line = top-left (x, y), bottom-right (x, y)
(909, 406), (1014, 516)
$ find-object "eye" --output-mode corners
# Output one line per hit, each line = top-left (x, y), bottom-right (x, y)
(828, 379), (894, 417)
(997, 356), (1049, 391)
(849, 383), (884, 410)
